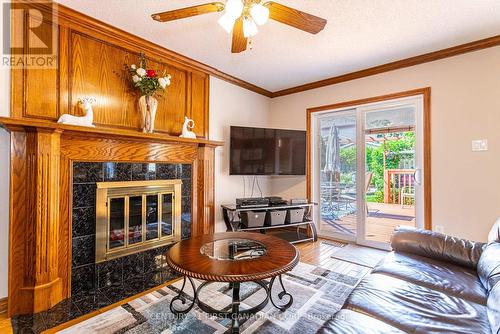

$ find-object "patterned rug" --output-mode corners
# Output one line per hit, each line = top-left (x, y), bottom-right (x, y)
(58, 260), (371, 334)
(330, 244), (388, 268)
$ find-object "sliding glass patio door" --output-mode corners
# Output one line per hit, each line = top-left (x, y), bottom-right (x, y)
(312, 109), (359, 242)
(311, 96), (425, 250)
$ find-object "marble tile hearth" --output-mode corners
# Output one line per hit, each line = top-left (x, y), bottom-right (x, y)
(11, 162), (193, 333)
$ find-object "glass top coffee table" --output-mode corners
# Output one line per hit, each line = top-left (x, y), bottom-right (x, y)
(166, 232), (299, 334)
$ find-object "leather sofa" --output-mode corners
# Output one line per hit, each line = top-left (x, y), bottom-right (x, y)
(319, 219), (500, 334)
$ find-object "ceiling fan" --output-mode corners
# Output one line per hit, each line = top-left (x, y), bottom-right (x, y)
(152, 0), (327, 53)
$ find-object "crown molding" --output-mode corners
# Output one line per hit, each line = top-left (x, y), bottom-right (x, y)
(37, 3), (500, 99)
(272, 35), (500, 97)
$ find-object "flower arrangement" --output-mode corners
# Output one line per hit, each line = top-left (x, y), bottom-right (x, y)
(129, 53), (171, 96)
(127, 53), (172, 133)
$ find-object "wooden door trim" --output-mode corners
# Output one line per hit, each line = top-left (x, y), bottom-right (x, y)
(306, 87), (432, 230)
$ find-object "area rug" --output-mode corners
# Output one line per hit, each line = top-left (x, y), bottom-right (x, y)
(330, 244), (388, 268)
(58, 260), (371, 334)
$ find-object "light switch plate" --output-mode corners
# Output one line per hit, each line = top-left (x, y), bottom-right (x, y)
(471, 139), (488, 151)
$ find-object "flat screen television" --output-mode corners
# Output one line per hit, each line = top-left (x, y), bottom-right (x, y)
(230, 126), (306, 175)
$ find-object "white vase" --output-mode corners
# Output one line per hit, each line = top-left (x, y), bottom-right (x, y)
(138, 95), (158, 133)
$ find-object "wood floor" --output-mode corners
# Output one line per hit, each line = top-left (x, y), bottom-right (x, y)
(0, 313), (12, 334)
(320, 202), (415, 243)
(296, 238), (348, 266)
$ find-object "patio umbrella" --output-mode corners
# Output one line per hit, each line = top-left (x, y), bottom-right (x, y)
(323, 125), (341, 182)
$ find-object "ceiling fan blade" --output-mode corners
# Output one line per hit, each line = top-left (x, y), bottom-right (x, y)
(152, 2), (225, 22)
(231, 17), (247, 53)
(265, 2), (327, 34)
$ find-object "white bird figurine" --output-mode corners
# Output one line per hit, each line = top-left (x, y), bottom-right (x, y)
(57, 97), (96, 127)
(180, 116), (196, 139)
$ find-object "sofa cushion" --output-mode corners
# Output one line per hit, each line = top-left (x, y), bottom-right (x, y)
(344, 273), (490, 334)
(318, 309), (405, 334)
(373, 251), (487, 304)
(478, 243), (500, 292)
(488, 283), (500, 334)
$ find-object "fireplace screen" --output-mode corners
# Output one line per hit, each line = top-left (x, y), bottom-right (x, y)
(95, 180), (182, 262)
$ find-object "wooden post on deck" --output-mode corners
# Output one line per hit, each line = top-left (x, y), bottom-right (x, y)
(384, 169), (390, 203)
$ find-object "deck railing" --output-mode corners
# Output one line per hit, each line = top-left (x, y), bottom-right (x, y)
(383, 169), (415, 204)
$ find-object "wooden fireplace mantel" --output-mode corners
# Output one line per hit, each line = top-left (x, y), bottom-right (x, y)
(0, 117), (224, 147)
(0, 117), (223, 316)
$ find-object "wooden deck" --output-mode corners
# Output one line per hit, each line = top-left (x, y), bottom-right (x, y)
(320, 202), (415, 244)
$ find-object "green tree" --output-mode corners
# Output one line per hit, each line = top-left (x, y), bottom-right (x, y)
(339, 146), (356, 173)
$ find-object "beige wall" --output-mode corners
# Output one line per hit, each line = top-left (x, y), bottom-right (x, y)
(209, 77), (272, 232)
(269, 46), (500, 242)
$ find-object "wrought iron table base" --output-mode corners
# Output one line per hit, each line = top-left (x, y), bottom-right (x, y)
(170, 275), (294, 334)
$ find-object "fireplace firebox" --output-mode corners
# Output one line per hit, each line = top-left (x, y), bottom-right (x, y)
(95, 180), (182, 263)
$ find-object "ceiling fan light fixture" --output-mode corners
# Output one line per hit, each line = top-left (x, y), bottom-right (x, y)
(250, 3), (269, 26)
(151, 1), (327, 53)
(243, 16), (258, 37)
(224, 0), (244, 19)
(218, 12), (236, 33)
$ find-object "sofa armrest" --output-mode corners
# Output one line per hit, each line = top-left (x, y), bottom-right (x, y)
(391, 226), (486, 269)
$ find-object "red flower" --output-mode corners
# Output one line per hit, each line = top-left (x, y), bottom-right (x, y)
(146, 69), (156, 77)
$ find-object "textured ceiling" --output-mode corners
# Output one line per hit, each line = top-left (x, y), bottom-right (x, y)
(55, 0), (500, 92)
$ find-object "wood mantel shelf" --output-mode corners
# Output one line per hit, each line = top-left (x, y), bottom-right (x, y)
(0, 117), (224, 147)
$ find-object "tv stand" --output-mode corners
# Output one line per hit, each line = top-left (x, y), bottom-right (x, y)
(221, 202), (318, 244)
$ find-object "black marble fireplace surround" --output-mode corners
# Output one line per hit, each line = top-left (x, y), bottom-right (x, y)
(11, 162), (191, 333)
(71, 162), (191, 295)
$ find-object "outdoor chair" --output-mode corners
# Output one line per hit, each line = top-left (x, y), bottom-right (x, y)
(400, 186), (415, 208)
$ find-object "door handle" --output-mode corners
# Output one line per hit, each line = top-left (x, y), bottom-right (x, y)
(414, 169), (422, 185)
